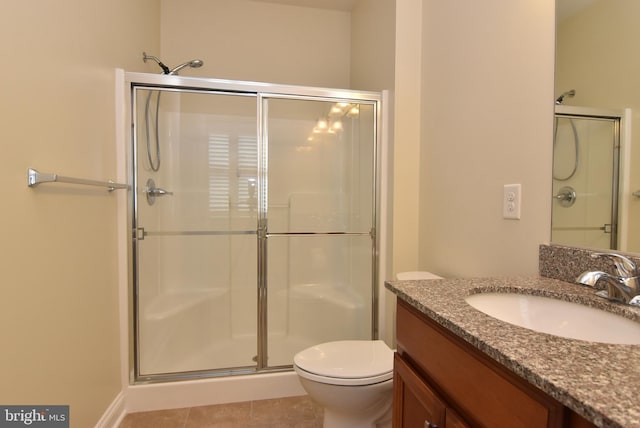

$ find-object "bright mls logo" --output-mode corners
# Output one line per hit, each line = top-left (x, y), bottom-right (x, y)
(0, 406), (68, 427)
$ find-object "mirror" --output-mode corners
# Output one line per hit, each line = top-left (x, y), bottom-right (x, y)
(554, 0), (640, 253)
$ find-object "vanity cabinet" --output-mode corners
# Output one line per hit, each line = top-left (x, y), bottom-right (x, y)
(394, 352), (469, 427)
(394, 300), (596, 428)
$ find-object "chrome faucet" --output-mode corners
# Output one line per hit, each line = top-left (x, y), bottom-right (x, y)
(576, 252), (640, 305)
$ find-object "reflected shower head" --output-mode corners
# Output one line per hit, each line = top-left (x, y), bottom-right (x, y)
(555, 89), (576, 105)
(169, 59), (204, 75)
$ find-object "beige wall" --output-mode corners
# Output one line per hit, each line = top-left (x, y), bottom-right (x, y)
(0, 1), (159, 426)
(160, 0), (351, 88)
(350, 0), (397, 343)
(350, 0), (396, 270)
(417, 1), (556, 277)
(392, 0), (423, 277)
(350, 0), (396, 92)
(556, 0), (640, 252)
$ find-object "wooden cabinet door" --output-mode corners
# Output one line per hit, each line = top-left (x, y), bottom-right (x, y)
(393, 353), (446, 428)
(445, 408), (470, 428)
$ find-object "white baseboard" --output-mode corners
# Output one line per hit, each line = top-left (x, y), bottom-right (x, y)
(126, 371), (305, 413)
(95, 391), (126, 428)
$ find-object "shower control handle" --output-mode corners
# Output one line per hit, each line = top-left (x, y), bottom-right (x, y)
(145, 178), (173, 205)
(554, 186), (576, 207)
(149, 187), (173, 197)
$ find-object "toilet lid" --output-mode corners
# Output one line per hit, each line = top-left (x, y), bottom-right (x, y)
(293, 340), (393, 380)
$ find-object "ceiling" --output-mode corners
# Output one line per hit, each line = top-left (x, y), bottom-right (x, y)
(556, 0), (598, 22)
(250, 0), (359, 12)
(253, 0), (598, 21)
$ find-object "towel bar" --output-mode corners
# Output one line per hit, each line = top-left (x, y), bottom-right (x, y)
(27, 168), (129, 192)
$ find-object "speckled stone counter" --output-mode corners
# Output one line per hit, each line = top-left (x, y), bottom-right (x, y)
(539, 244), (640, 284)
(385, 276), (640, 428)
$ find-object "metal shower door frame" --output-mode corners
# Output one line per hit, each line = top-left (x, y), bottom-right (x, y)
(553, 105), (625, 250)
(125, 71), (382, 383)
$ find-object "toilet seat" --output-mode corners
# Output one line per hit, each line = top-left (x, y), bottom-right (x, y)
(293, 340), (393, 386)
(294, 365), (393, 386)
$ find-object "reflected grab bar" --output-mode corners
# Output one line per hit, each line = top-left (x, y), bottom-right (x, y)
(27, 168), (129, 192)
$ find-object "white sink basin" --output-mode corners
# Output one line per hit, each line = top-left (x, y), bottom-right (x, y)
(465, 292), (640, 344)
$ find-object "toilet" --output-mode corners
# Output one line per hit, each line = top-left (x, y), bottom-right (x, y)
(293, 272), (441, 428)
(294, 340), (394, 428)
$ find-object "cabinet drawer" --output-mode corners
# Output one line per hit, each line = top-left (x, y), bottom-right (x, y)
(396, 300), (564, 428)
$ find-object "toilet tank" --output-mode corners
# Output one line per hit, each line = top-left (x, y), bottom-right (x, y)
(395, 271), (443, 280)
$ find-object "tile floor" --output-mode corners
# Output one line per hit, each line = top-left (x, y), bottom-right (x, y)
(118, 395), (323, 428)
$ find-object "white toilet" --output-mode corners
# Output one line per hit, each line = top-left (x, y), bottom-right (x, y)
(293, 272), (442, 428)
(293, 340), (394, 428)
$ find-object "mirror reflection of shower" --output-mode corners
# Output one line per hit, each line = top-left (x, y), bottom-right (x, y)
(555, 89), (575, 105)
(141, 52), (205, 171)
(551, 103), (622, 251)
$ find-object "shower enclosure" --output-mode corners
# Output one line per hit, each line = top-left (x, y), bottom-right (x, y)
(551, 105), (623, 250)
(125, 72), (381, 382)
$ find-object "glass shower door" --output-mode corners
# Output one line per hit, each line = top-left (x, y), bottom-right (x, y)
(261, 97), (376, 367)
(552, 113), (620, 249)
(134, 88), (259, 378)
(129, 74), (381, 381)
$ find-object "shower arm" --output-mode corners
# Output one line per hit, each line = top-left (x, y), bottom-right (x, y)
(143, 52), (170, 74)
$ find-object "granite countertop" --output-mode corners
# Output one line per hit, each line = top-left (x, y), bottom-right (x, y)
(385, 276), (640, 428)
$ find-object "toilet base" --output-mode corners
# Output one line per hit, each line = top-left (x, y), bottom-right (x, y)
(323, 400), (392, 428)
(297, 376), (393, 428)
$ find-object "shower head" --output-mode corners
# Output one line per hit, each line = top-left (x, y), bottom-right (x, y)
(142, 52), (170, 74)
(169, 59), (204, 75)
(555, 89), (576, 105)
(142, 52), (204, 75)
